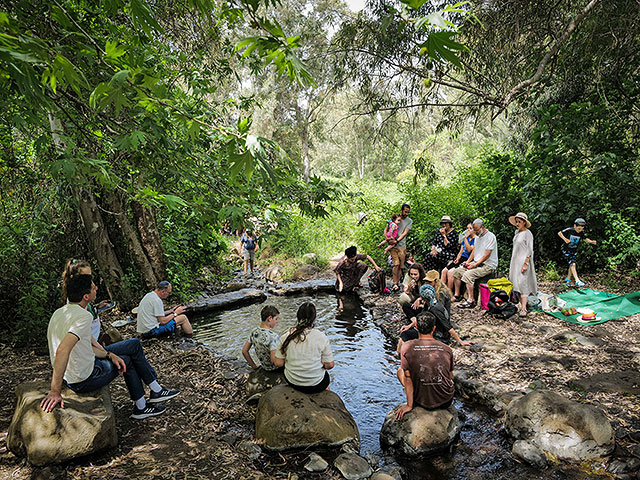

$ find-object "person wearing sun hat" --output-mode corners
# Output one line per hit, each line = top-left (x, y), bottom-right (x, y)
(423, 215), (459, 273)
(558, 217), (597, 288)
(508, 212), (537, 317)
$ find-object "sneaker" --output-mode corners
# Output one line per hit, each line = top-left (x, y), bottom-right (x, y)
(131, 404), (166, 419)
(575, 280), (585, 288)
(149, 387), (180, 404)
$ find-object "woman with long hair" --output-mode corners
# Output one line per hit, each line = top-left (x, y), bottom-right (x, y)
(398, 263), (427, 321)
(273, 302), (334, 393)
(425, 269), (453, 315)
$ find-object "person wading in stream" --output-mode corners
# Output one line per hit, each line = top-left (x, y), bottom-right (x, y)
(334, 246), (381, 293)
(396, 311), (455, 420)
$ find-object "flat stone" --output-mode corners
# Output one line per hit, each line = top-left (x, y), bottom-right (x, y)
(304, 452), (328, 472)
(537, 325), (556, 335)
(552, 331), (579, 341)
(575, 336), (606, 347)
(333, 453), (372, 480)
(505, 390), (614, 462)
(513, 440), (547, 468)
(220, 432), (237, 446)
(380, 405), (460, 456)
(570, 370), (640, 395)
(256, 385), (359, 451)
(364, 453), (380, 468)
(293, 264), (320, 280)
(8, 381), (117, 466)
(269, 279), (336, 296)
(370, 473), (397, 480)
(374, 465), (403, 480)
(185, 288), (266, 314)
(246, 368), (287, 403)
(521, 321), (536, 329)
(483, 341), (507, 352)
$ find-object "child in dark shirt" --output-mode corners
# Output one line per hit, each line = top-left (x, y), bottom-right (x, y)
(557, 218), (597, 287)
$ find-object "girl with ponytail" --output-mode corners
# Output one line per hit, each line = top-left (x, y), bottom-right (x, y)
(273, 302), (334, 393)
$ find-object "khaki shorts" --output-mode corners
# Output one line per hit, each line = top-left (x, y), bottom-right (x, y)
(389, 247), (406, 267)
(242, 248), (255, 261)
(451, 264), (495, 284)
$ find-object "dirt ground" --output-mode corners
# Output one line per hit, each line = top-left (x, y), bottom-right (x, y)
(1, 271), (639, 479)
(373, 272), (640, 469)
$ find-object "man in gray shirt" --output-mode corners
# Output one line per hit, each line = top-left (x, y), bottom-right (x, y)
(389, 204), (412, 290)
(451, 218), (498, 308)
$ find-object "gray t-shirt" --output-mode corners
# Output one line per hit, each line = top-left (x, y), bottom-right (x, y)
(396, 216), (413, 248)
(248, 327), (280, 371)
(475, 229), (498, 269)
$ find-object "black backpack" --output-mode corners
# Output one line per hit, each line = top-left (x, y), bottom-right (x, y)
(487, 289), (518, 319)
(368, 269), (386, 293)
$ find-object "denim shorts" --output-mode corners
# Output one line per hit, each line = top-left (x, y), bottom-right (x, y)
(142, 319), (176, 338)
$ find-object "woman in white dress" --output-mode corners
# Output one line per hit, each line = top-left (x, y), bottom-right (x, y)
(508, 213), (537, 317)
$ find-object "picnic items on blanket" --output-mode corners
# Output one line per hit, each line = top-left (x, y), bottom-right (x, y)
(487, 277), (513, 296)
(541, 288), (640, 325)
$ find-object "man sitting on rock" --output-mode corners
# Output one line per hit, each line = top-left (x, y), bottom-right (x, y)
(137, 280), (193, 338)
(242, 305), (282, 371)
(335, 246), (381, 293)
(41, 274), (180, 419)
(395, 311), (455, 420)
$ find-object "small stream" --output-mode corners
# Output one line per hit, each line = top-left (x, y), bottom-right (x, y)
(193, 293), (601, 479)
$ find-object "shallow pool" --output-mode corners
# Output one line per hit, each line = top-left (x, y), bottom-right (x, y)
(193, 293), (602, 479)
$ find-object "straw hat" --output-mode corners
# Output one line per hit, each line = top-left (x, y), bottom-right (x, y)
(440, 215), (453, 224)
(509, 212), (531, 228)
(425, 270), (439, 282)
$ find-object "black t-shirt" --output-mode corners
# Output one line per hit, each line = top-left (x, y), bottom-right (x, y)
(561, 227), (584, 250)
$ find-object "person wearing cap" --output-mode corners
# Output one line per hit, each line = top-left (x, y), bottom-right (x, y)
(508, 213), (537, 317)
(137, 281), (193, 338)
(423, 216), (459, 273)
(558, 218), (597, 288)
(397, 284), (473, 354)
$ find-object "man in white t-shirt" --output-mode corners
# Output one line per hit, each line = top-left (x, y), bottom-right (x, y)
(451, 218), (498, 308)
(137, 281), (192, 338)
(42, 274), (180, 419)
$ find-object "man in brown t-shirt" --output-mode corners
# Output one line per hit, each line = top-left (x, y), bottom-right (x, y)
(335, 246), (381, 293)
(396, 311), (455, 419)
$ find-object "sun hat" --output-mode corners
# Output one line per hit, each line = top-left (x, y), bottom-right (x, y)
(509, 212), (531, 229)
(574, 218), (586, 226)
(425, 270), (439, 282)
(440, 215), (453, 224)
(419, 284), (436, 305)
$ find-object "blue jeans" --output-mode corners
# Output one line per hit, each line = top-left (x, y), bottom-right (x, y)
(142, 319), (176, 339)
(66, 339), (157, 401)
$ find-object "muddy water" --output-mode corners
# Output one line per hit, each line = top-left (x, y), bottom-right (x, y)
(193, 293), (602, 479)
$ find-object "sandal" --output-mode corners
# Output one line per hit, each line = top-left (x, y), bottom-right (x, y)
(453, 295), (464, 302)
(457, 300), (476, 309)
(392, 283), (400, 292)
(564, 277), (573, 286)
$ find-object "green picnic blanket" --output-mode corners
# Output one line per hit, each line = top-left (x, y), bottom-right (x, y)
(544, 288), (640, 325)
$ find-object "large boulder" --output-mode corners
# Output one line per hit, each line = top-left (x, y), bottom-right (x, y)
(292, 264), (320, 281)
(246, 368), (287, 402)
(379, 404), (460, 457)
(255, 385), (359, 451)
(505, 390), (615, 462)
(8, 381), (117, 466)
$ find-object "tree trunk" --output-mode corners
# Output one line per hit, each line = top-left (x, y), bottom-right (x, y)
(132, 200), (167, 280)
(301, 124), (310, 183)
(48, 113), (125, 301)
(74, 186), (126, 301)
(103, 190), (158, 290)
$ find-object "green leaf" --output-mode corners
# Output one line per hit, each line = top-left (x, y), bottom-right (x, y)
(422, 31), (469, 69)
(109, 69), (130, 88)
(398, 0), (428, 10)
(105, 40), (127, 59)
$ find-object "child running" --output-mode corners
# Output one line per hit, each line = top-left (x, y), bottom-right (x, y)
(558, 218), (597, 287)
(378, 214), (402, 253)
(241, 305), (282, 371)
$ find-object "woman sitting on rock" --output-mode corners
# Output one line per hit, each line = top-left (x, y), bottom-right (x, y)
(425, 269), (452, 315)
(274, 302), (334, 393)
(398, 263), (427, 321)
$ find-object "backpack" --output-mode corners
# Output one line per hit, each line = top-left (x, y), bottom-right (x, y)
(487, 289), (518, 319)
(368, 269), (387, 293)
(243, 235), (256, 250)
